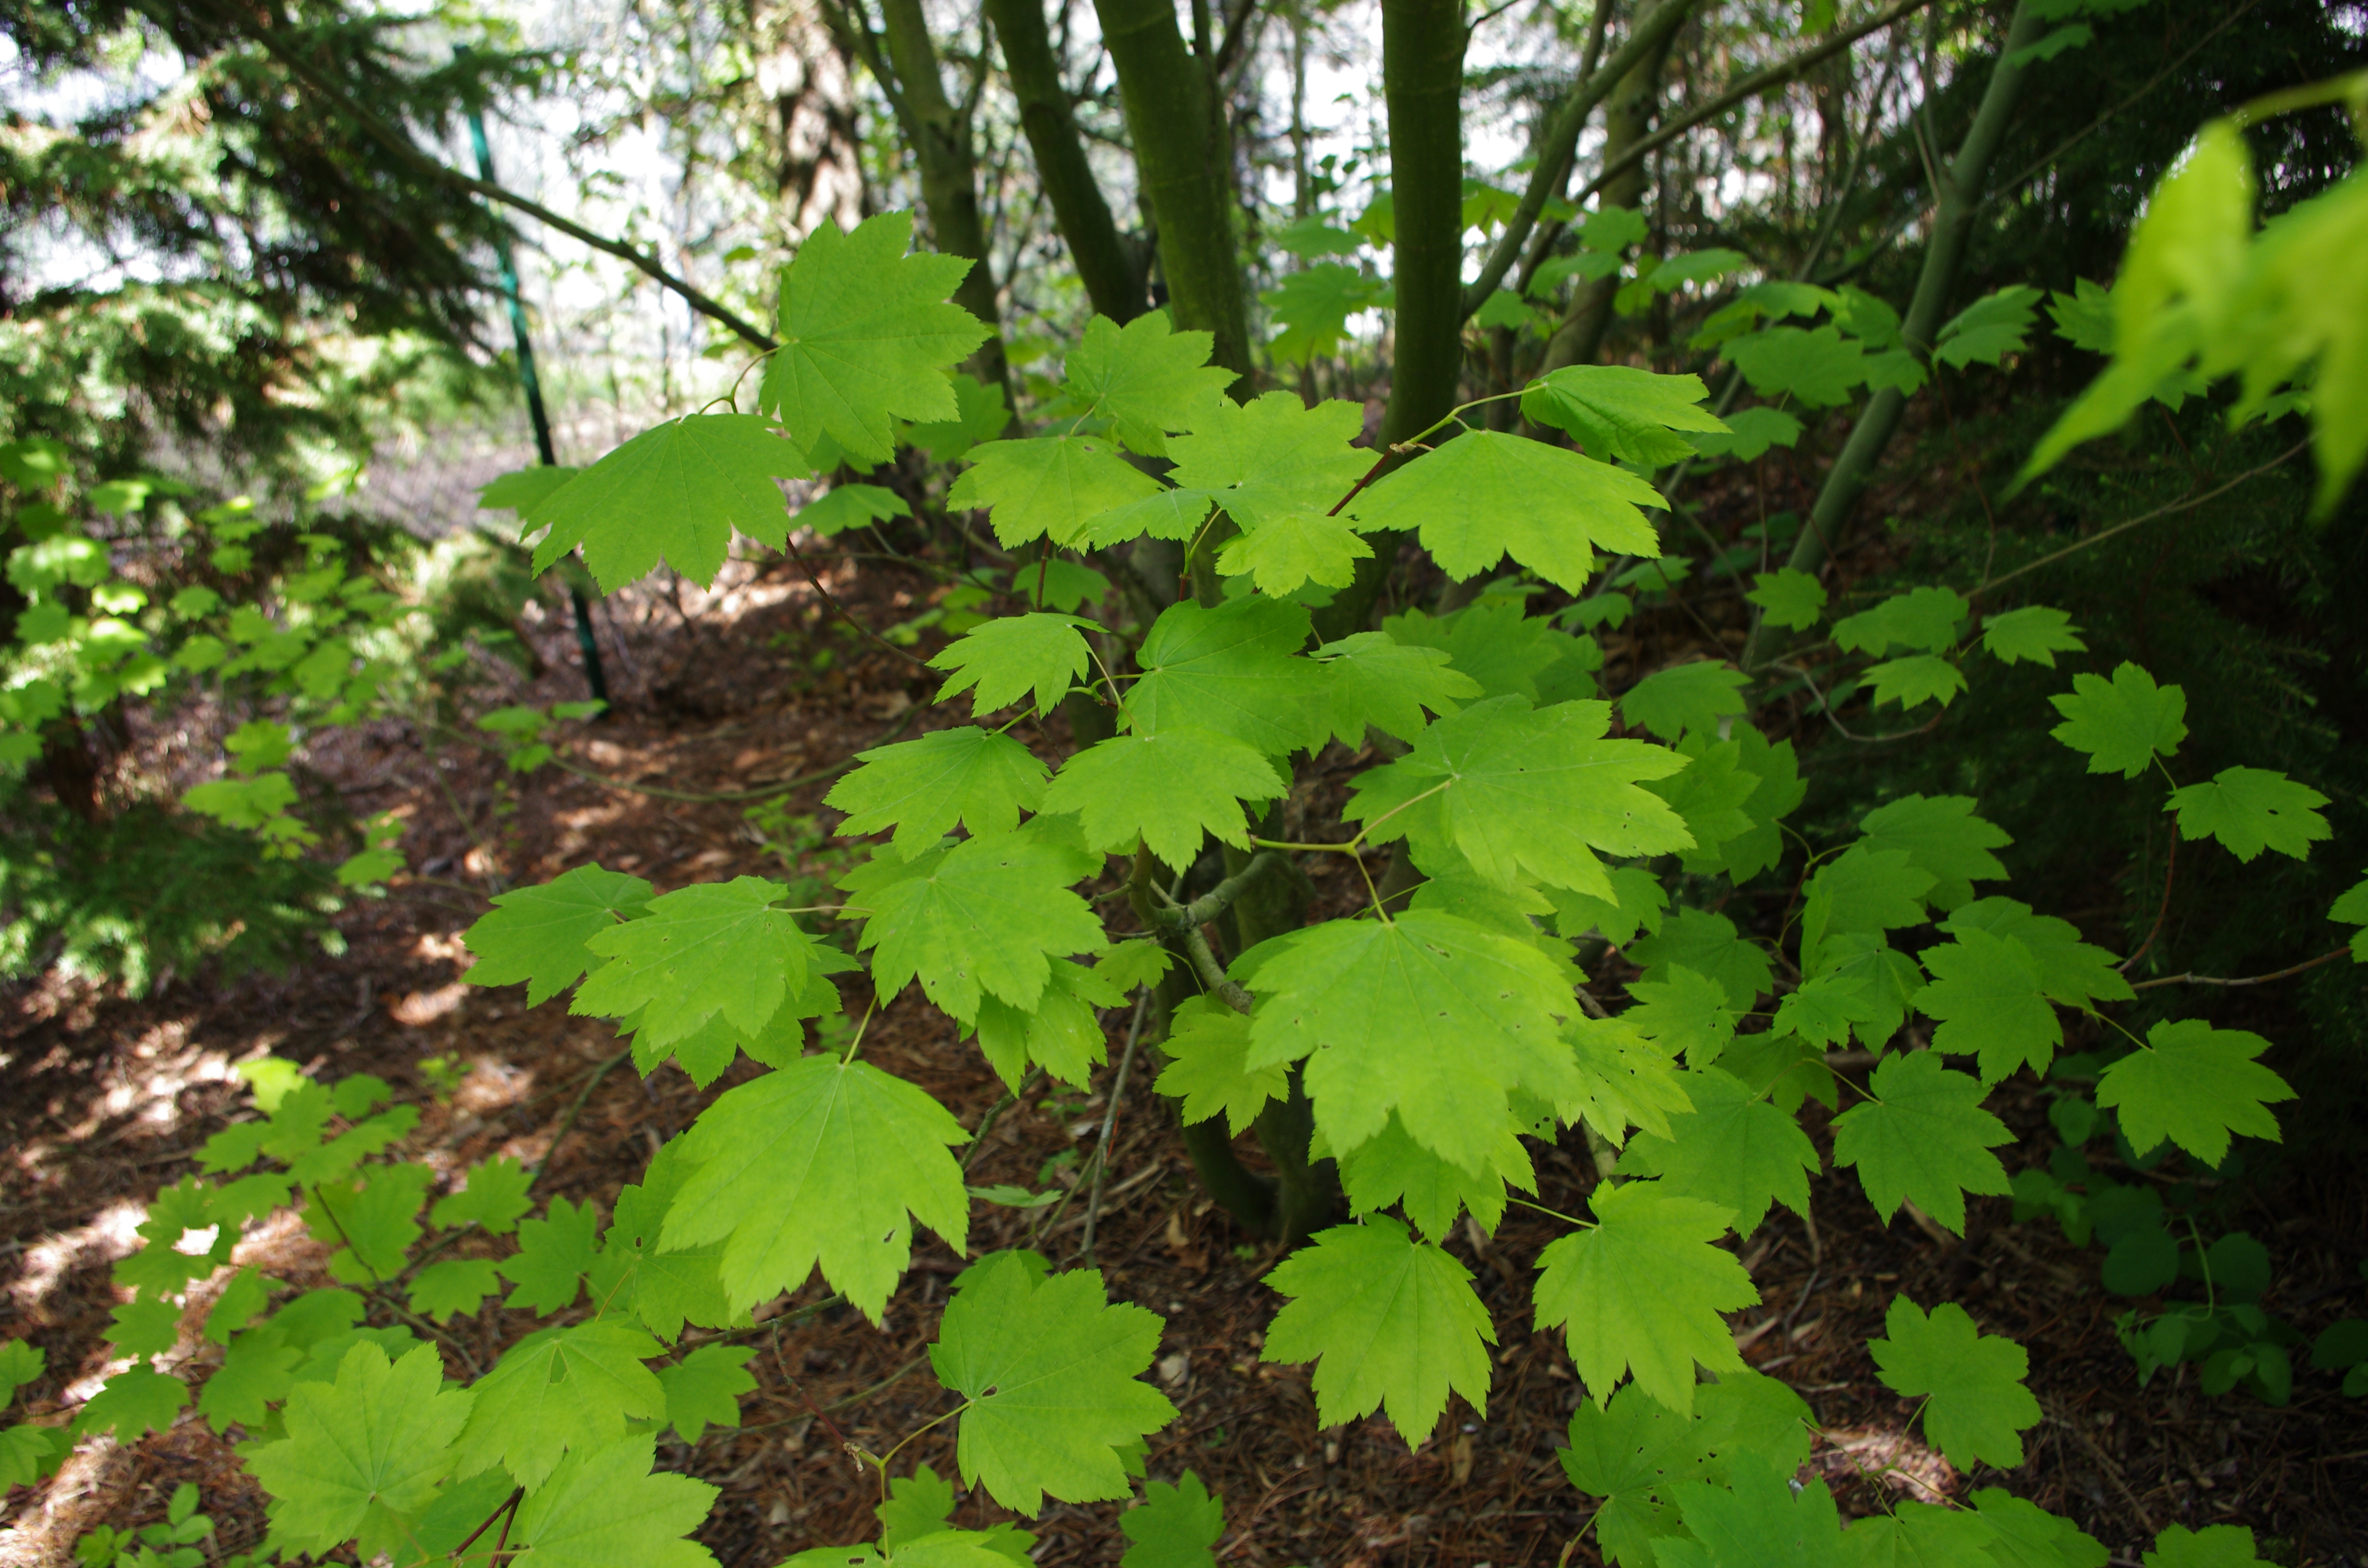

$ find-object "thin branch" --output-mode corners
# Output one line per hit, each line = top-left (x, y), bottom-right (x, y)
(1079, 988), (1154, 1259)
(528, 1049), (630, 1187)
(782, 531), (934, 670)
(2120, 831), (2175, 973)
(1976, 442), (2309, 596)
(2128, 947), (2351, 991)
(199, 1), (778, 351)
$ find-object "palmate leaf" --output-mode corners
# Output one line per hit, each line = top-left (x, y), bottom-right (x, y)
(1548, 864), (1668, 949)
(432, 1154), (535, 1236)
(2143, 1526), (2269, 1568)
(1980, 605), (2086, 667)
(1690, 405), (1803, 460)
(1556, 1384), (1701, 1566)
(1940, 898), (2134, 1009)
(1336, 1113), (1534, 1238)
(1213, 511), (1373, 595)
(1125, 596), (1329, 756)
(1155, 995), (1285, 1135)
(2095, 1019), (2293, 1165)
(947, 435), (1163, 549)
(464, 866), (652, 1007)
(452, 1321), (666, 1490)
(530, 416), (810, 588)
(1837, 1500), (2002, 1567)
(1724, 325), (1869, 406)
(496, 1197), (599, 1313)
(2049, 662), (2187, 778)
(1119, 1472), (1225, 1568)
(662, 1055), (969, 1318)
(1971, 1488), (2109, 1568)
(1832, 587), (1968, 657)
(1858, 793), (2011, 911)
(589, 1149), (734, 1344)
(1345, 696), (1692, 903)
(1619, 966), (1735, 1068)
(1347, 429), (1665, 592)
(1261, 1217), (1495, 1448)
(408, 1260), (501, 1324)
(1078, 488), (1218, 548)
(507, 1435), (719, 1568)
(1863, 654), (1968, 710)
(247, 1343), (470, 1561)
(1312, 631), (1482, 746)
(760, 212), (989, 462)
(76, 1362), (187, 1442)
(1628, 907), (1774, 1010)
(657, 1345), (757, 1443)
(1236, 909), (1580, 1173)
(1519, 366), (1730, 466)
(2333, 871), (2368, 961)
(826, 726), (1049, 860)
(1165, 392), (1370, 520)
(2167, 766), (2332, 861)
(930, 613), (1097, 719)
(930, 1252), (1174, 1512)
(1869, 1298), (2041, 1470)
(840, 830), (1105, 1024)
(1060, 312), (1236, 457)
(1830, 1051), (2012, 1232)
(1666, 1456), (1845, 1568)
(1533, 1180), (1757, 1414)
(796, 482), (913, 538)
(1383, 599), (1592, 703)
(1615, 1068), (1818, 1236)
(1936, 285), (2043, 369)
(1914, 929), (2062, 1083)
(1746, 568), (1826, 631)
(575, 877), (820, 1048)
(1041, 726), (1285, 868)
(972, 957), (1124, 1088)
(1620, 660), (1749, 744)
(1563, 1015), (1696, 1148)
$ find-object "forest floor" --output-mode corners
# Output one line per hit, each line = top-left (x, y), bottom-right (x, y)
(3, 538), (2365, 1568)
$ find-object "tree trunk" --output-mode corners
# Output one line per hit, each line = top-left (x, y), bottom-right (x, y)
(749, 0), (865, 243)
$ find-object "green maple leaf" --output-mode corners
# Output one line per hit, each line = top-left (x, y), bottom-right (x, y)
(1936, 284), (2042, 368)
(1347, 429), (1664, 592)
(1771, 972), (1880, 1049)
(1383, 600), (1589, 704)
(1264, 264), (1390, 361)
(530, 416), (809, 588)
(842, 830), (1105, 1024)
(1651, 738), (1763, 870)
(1981, 605), (2086, 667)
(2143, 1525), (2268, 1568)
(197, 1330), (299, 1430)
(1041, 727), (1285, 868)
(1628, 907), (1774, 1009)
(1690, 404), (1803, 460)
(827, 726), (1049, 860)
(1119, 1472), (1225, 1568)
(1165, 392), (1369, 520)
(480, 455), (581, 512)
(507, 1434), (720, 1568)
(907, 372), (1010, 464)
(1745, 568), (1826, 631)
(1214, 510), (1373, 595)
(463, 866), (652, 1007)
(1620, 966), (1735, 1067)
(931, 1252), (1174, 1512)
(658, 1345), (756, 1442)
(1830, 1051), (2012, 1232)
(1077, 488), (1218, 548)
(1564, 1015), (1696, 1147)
(0, 1339), (45, 1401)
(948, 435), (1163, 549)
(431, 1155), (535, 1236)
(867, 1464), (1037, 1565)
(1914, 929), (2062, 1082)
(2168, 766), (2331, 861)
(1126, 596), (1328, 756)
(1238, 909), (1579, 1173)
(972, 957), (1124, 1088)
(1313, 631), (1482, 746)
(760, 211), (989, 461)
(1518, 365), (1729, 466)
(452, 1321), (666, 1490)
(586, 1149), (734, 1344)
(1970, 1488), (2109, 1568)
(1940, 898), (2134, 1008)
(497, 1197), (599, 1313)
(1615, 1068), (1819, 1236)
(76, 1362), (186, 1441)
(662, 1054), (968, 1317)
(0, 1423), (71, 1489)
(2334, 871), (2368, 961)
(1346, 696), (1690, 902)
(1800, 846), (1935, 972)
(1336, 1113), (1534, 1238)
(790, 1534), (1022, 1568)
(1862, 654), (1967, 710)
(1832, 588), (1967, 656)
(1869, 1297), (2041, 1470)
(1837, 1500), (2002, 1567)
(246, 1343), (470, 1560)
(308, 1161), (433, 1282)
(929, 613), (1098, 719)
(1061, 313), (1236, 457)
(1694, 1368), (1813, 1480)
(1556, 1384), (1700, 1566)
(1725, 324), (1869, 406)
(1155, 995), (1285, 1135)
(1858, 794), (2011, 911)
(1548, 866), (1668, 951)
(2095, 1019), (2293, 1165)
(1261, 1216), (1494, 1448)
(2049, 663), (2187, 778)
(795, 482), (913, 538)
(576, 877), (820, 1047)
(106, 1297), (180, 1360)
(1533, 1179), (1757, 1413)
(408, 1260), (501, 1324)
(1665, 1455), (1844, 1568)
(1619, 660), (1749, 743)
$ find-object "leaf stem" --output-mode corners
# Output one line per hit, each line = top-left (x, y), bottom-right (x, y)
(841, 994), (880, 1065)
(1507, 1195), (1594, 1229)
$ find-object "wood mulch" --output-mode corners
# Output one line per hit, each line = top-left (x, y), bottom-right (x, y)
(3, 541), (2364, 1568)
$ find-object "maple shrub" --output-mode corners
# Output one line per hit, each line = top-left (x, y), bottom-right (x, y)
(12, 84), (2368, 1568)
